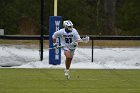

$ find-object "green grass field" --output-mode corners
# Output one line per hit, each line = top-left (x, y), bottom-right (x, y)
(0, 68), (140, 93)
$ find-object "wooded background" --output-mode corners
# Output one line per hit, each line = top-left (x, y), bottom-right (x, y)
(0, 0), (140, 35)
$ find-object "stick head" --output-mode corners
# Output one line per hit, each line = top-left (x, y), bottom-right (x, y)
(82, 35), (89, 43)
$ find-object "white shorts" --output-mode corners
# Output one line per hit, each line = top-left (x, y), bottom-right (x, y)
(63, 47), (75, 58)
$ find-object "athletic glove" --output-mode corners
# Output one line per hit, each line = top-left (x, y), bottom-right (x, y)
(71, 42), (78, 47)
(53, 43), (58, 48)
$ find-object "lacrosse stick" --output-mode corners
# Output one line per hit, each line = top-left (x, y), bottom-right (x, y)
(49, 45), (65, 50)
(80, 35), (90, 43)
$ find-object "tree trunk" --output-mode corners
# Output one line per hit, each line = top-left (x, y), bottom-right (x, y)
(103, 0), (117, 35)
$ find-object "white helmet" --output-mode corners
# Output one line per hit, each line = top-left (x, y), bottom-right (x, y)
(63, 20), (73, 31)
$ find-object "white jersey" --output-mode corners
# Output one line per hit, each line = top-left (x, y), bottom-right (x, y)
(52, 28), (81, 50)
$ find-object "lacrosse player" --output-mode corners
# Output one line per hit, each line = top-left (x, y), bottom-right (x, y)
(52, 20), (82, 80)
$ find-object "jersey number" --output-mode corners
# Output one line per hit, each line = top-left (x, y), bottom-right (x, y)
(65, 38), (72, 44)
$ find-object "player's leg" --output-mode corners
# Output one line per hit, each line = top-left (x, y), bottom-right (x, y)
(64, 50), (73, 79)
(64, 49), (75, 68)
(64, 51), (72, 69)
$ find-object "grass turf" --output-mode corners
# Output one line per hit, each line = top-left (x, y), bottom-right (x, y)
(0, 68), (140, 93)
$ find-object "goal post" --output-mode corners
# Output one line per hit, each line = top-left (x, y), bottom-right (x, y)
(54, 0), (58, 16)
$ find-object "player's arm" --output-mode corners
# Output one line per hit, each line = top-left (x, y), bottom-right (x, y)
(52, 37), (57, 43)
(73, 29), (89, 43)
(52, 32), (58, 48)
(71, 30), (81, 47)
(52, 30), (62, 48)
